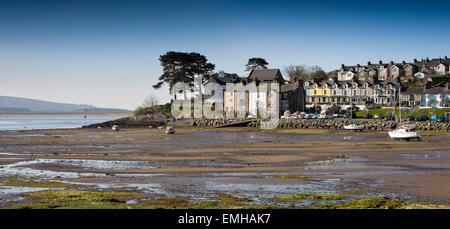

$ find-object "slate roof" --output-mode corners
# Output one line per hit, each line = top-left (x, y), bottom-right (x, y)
(248, 69), (284, 82)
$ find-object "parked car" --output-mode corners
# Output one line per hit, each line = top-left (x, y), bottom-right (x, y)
(404, 116), (416, 121)
(374, 113), (384, 119)
(416, 115), (429, 121)
(319, 113), (334, 119)
(366, 105), (381, 109)
(437, 116), (449, 122)
(362, 113), (373, 119)
(310, 114), (319, 119)
(383, 116), (394, 121)
(344, 111), (355, 119)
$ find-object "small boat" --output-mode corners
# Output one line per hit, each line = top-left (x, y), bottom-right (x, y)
(388, 88), (420, 141)
(388, 125), (421, 140)
(343, 94), (363, 132)
(343, 122), (364, 131)
(165, 126), (175, 134)
(112, 125), (120, 131)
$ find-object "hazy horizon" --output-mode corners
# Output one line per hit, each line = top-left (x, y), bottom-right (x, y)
(1, 0), (449, 110)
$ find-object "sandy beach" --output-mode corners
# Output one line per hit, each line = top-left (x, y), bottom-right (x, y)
(0, 127), (449, 208)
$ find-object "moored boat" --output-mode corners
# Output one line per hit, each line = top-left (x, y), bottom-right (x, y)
(388, 125), (421, 140)
(343, 122), (364, 131)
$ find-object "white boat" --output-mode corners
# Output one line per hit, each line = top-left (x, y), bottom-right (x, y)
(165, 126), (175, 134)
(388, 125), (421, 140)
(343, 94), (364, 131)
(388, 88), (420, 140)
(343, 123), (364, 131)
(112, 125), (120, 131)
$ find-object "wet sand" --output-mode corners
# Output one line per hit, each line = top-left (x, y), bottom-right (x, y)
(0, 127), (449, 207)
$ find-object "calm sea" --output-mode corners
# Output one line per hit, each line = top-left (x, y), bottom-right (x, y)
(0, 115), (124, 131)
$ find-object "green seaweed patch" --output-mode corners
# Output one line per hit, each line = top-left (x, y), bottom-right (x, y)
(7, 190), (141, 209)
(341, 190), (366, 195)
(213, 194), (252, 204)
(6, 190), (279, 209)
(278, 194), (344, 200)
(273, 175), (311, 179)
(0, 176), (76, 188)
(310, 197), (404, 209)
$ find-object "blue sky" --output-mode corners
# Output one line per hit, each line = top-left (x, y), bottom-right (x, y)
(0, 0), (449, 109)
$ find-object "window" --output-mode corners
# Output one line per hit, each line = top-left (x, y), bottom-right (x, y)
(314, 90), (317, 95)
(324, 90), (327, 95)
(353, 90), (357, 95)
(369, 71), (375, 76)
(379, 76), (385, 80)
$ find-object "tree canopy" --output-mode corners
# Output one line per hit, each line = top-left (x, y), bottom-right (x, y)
(283, 64), (326, 82)
(153, 51), (215, 91)
(245, 57), (268, 71)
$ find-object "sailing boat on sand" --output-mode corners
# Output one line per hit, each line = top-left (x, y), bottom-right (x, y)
(388, 87), (421, 140)
(344, 89), (364, 131)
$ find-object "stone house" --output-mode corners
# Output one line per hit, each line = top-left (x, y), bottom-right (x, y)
(399, 87), (423, 107)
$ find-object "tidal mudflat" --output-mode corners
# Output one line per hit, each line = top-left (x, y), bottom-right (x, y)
(0, 127), (449, 209)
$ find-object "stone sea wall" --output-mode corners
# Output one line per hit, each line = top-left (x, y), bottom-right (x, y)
(193, 118), (450, 131)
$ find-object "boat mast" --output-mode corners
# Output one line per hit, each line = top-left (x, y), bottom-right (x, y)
(398, 87), (402, 126)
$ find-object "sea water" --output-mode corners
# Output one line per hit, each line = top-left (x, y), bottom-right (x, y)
(0, 115), (123, 130)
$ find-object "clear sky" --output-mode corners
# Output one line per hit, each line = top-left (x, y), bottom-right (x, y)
(0, 0), (449, 109)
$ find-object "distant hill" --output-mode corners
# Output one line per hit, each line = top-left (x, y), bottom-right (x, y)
(0, 96), (131, 114)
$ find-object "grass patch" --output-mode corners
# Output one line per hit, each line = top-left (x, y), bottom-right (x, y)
(278, 194), (344, 200)
(273, 175), (311, 179)
(0, 176), (76, 188)
(310, 197), (404, 209)
(356, 108), (450, 119)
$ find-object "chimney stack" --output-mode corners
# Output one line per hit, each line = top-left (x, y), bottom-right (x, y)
(413, 58), (417, 63)
(426, 57), (430, 62)
(402, 60), (406, 64)
(356, 64), (360, 68)
(341, 64), (344, 68)
(445, 56), (448, 60)
(367, 61), (371, 66)
(389, 61), (394, 65)
(379, 60), (382, 65)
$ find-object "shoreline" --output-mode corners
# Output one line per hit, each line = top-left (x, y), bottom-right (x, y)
(0, 127), (450, 208)
(0, 113), (131, 117)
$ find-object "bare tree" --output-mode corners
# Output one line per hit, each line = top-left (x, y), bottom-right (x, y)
(142, 94), (160, 108)
(284, 65), (325, 82)
(283, 65), (309, 82)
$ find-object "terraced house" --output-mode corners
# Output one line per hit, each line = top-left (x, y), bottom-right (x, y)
(306, 56), (449, 107)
